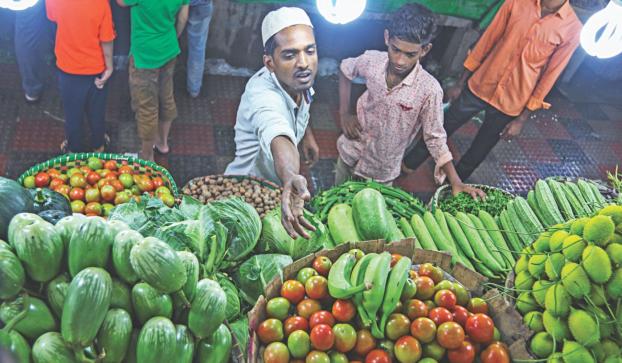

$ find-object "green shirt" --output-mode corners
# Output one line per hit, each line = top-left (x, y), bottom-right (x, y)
(125, 0), (189, 69)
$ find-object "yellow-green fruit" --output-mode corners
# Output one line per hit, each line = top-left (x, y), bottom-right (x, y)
(553, 223), (571, 232)
(606, 267), (622, 299)
(613, 233), (622, 244)
(599, 205), (622, 225)
(532, 280), (552, 307)
(568, 308), (600, 347)
(570, 218), (590, 236)
(545, 284), (571, 317)
(607, 243), (622, 265)
(582, 245), (612, 283)
(515, 270), (535, 291)
(515, 255), (529, 274)
(543, 310), (570, 341)
(562, 235), (586, 262)
(588, 284), (607, 306)
(530, 332), (554, 358)
(602, 339), (621, 358)
(593, 342), (607, 363)
(528, 254), (548, 278)
(560, 262), (590, 299)
(523, 311), (544, 332)
(587, 305), (615, 339)
(604, 356), (622, 363)
(516, 292), (539, 315)
(547, 353), (564, 363)
(583, 215), (615, 246)
(550, 231), (570, 252)
(545, 253), (565, 280)
(533, 236), (550, 253)
(562, 340), (596, 363)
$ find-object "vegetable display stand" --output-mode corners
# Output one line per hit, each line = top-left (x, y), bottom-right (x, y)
(182, 175), (282, 218)
(429, 183), (515, 213)
(246, 239), (501, 362)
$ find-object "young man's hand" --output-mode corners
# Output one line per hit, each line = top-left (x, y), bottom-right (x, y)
(281, 175), (316, 239)
(95, 68), (113, 89)
(452, 182), (486, 200)
(500, 113), (529, 141)
(340, 113), (362, 140)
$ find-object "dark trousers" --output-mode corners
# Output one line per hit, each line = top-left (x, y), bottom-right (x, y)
(58, 70), (108, 152)
(14, 0), (53, 97)
(403, 87), (514, 180)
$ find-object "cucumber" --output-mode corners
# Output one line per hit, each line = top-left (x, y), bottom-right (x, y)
(423, 211), (458, 259)
(188, 279), (227, 339)
(0, 248), (25, 300)
(46, 274), (70, 319)
(137, 317), (177, 363)
(68, 217), (113, 277)
(468, 213), (506, 268)
(506, 201), (534, 246)
(456, 212), (502, 272)
(566, 181), (593, 215)
(479, 210), (515, 266)
(112, 230), (142, 285)
(513, 196), (544, 237)
(444, 212), (477, 260)
(174, 325), (195, 363)
(352, 188), (390, 240)
(32, 332), (77, 363)
(196, 324), (232, 363)
(547, 179), (575, 220)
(399, 217), (416, 238)
(61, 267), (112, 349)
(385, 214), (405, 242)
(129, 237), (187, 294)
(499, 210), (522, 253)
(97, 309), (133, 363)
(0, 295), (57, 340)
(535, 180), (564, 225)
(327, 204), (361, 244)
(410, 214), (438, 251)
(131, 282), (173, 325)
(177, 251), (200, 302)
(12, 220), (63, 282)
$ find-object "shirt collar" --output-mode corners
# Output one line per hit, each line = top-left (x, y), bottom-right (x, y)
(536, 0), (572, 19)
(269, 70), (314, 110)
(383, 57), (421, 88)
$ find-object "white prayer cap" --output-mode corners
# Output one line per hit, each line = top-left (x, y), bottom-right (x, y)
(261, 7), (314, 46)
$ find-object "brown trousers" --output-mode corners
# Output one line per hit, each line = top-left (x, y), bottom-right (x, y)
(129, 56), (178, 141)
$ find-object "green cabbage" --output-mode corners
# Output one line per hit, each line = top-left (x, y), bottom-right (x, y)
(233, 254), (292, 305)
(216, 273), (241, 321)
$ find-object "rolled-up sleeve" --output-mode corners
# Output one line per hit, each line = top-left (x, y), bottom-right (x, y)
(249, 95), (296, 162)
(420, 88), (453, 185)
(340, 50), (377, 81)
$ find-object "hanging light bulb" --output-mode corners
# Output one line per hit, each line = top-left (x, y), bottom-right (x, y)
(0, 0), (39, 11)
(580, 0), (622, 59)
(317, 0), (366, 24)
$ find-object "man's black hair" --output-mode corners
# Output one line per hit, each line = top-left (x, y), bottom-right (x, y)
(387, 3), (438, 46)
(264, 34), (278, 56)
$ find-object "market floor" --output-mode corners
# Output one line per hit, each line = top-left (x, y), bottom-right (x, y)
(0, 61), (620, 202)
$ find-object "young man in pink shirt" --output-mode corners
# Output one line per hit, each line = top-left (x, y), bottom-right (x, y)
(336, 4), (483, 198)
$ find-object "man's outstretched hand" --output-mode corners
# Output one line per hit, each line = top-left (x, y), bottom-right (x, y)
(281, 175), (316, 239)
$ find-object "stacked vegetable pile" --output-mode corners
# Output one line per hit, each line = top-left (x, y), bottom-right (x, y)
(256, 251), (512, 363)
(21, 157), (175, 216)
(0, 213), (234, 363)
(510, 204), (622, 362)
(182, 175), (281, 218)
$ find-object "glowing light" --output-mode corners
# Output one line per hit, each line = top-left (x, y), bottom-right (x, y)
(580, 0), (622, 59)
(316, 0), (366, 24)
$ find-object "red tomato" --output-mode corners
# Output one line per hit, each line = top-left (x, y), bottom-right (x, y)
(429, 307), (453, 326)
(409, 270), (418, 280)
(354, 329), (376, 356)
(405, 299), (429, 320)
(263, 342), (289, 363)
(86, 172), (101, 185)
(100, 185), (116, 203)
(306, 351), (330, 363)
(410, 317), (436, 343)
(310, 324), (334, 351)
(70, 200), (85, 214)
(257, 319), (284, 344)
(434, 290), (457, 310)
(467, 298), (489, 315)
(418, 263), (443, 284)
(152, 177), (164, 188)
(309, 311), (335, 329)
(118, 165), (133, 174)
(452, 306), (471, 327)
(47, 169), (61, 177)
(110, 180), (125, 192)
(390, 254), (403, 267)
(480, 342), (510, 363)
(312, 256), (332, 277)
(394, 336), (422, 363)
(305, 276), (328, 300)
(297, 299), (322, 320)
(332, 300), (355, 322)
(282, 280), (306, 304)
(70, 174), (87, 188)
(69, 187), (85, 201)
(138, 178), (155, 192)
(104, 160), (118, 170)
(104, 171), (118, 180)
(414, 276), (435, 300)
(284, 316), (309, 336)
(332, 323), (356, 353)
(385, 313), (411, 341)
(447, 340), (476, 363)
(35, 172), (50, 187)
(465, 314), (494, 344)
(85, 202), (102, 216)
(54, 184), (71, 198)
(49, 178), (65, 190)
(365, 349), (391, 363)
(436, 322), (465, 350)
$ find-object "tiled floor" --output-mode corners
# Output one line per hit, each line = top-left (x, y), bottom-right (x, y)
(0, 60), (620, 203)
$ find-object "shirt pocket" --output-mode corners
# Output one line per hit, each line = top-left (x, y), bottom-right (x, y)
(523, 36), (558, 66)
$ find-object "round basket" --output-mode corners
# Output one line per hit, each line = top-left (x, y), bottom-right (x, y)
(428, 183), (515, 210)
(17, 153), (179, 196)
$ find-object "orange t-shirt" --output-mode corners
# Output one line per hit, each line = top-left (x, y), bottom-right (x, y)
(464, 0), (582, 117)
(46, 0), (116, 75)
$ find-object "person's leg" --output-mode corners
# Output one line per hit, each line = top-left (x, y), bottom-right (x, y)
(156, 58), (178, 153)
(58, 71), (90, 152)
(129, 57), (160, 161)
(186, 2), (213, 97)
(14, 0), (49, 100)
(85, 76), (109, 151)
(334, 157), (354, 185)
(455, 107), (514, 180)
(402, 88), (487, 171)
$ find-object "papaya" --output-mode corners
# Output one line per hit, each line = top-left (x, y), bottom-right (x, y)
(110, 279), (133, 315)
(545, 284), (571, 317)
(583, 215), (615, 246)
(129, 237), (187, 294)
(568, 308), (600, 347)
(112, 230), (142, 285)
(131, 282), (173, 325)
(599, 205), (622, 225)
(560, 262), (590, 299)
(515, 255), (529, 274)
(543, 310), (569, 341)
(545, 253), (565, 281)
(174, 325), (195, 363)
(588, 284), (607, 306)
(582, 245), (612, 283)
(0, 295), (57, 340)
(188, 279), (226, 339)
(602, 339), (622, 358)
(562, 235), (585, 262)
(0, 249), (25, 300)
(137, 317), (177, 363)
(54, 214), (87, 249)
(196, 324), (232, 363)
(96, 309), (133, 363)
(586, 305), (615, 339)
(67, 217), (113, 277)
(177, 251), (199, 301)
(533, 236), (550, 253)
(562, 340), (595, 363)
(12, 220), (63, 282)
(31, 332), (77, 363)
(46, 274), (70, 318)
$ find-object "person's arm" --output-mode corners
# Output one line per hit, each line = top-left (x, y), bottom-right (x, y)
(272, 136), (315, 239)
(95, 41), (114, 89)
(301, 127), (319, 167)
(176, 5), (189, 38)
(338, 69), (362, 140)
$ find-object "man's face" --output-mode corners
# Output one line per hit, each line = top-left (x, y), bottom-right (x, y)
(384, 30), (431, 77)
(264, 25), (318, 96)
(541, 0), (566, 14)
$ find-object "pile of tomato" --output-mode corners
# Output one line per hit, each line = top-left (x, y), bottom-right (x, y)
(257, 255), (511, 363)
(22, 157), (174, 216)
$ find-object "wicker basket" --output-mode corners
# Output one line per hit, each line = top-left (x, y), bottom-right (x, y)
(17, 153), (179, 196)
(247, 239), (493, 362)
(428, 183), (515, 210)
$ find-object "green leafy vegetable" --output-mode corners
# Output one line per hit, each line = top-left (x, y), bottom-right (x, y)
(438, 189), (512, 217)
(233, 254), (292, 305)
(229, 317), (249, 355)
(216, 273), (241, 321)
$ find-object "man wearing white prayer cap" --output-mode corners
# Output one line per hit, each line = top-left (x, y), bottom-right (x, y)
(225, 7), (319, 239)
